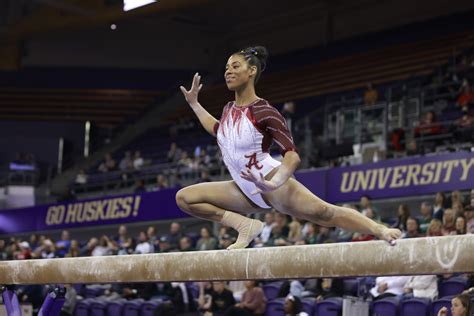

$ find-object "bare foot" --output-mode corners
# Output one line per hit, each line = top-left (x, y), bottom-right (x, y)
(377, 227), (402, 245)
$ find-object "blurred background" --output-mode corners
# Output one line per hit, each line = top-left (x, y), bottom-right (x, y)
(0, 0), (473, 315)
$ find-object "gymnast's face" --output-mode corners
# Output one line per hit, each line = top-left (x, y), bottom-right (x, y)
(224, 54), (257, 92)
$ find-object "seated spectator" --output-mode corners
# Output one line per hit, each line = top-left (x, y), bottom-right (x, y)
(55, 230), (71, 258)
(442, 209), (457, 235)
(133, 179), (146, 193)
(427, 219), (443, 237)
(98, 153), (116, 173)
(415, 111), (442, 137)
(135, 231), (153, 254)
(360, 195), (379, 218)
(287, 219), (303, 244)
(450, 190), (466, 209)
(147, 226), (158, 252)
(38, 239), (56, 259)
(218, 234), (236, 250)
(118, 151), (133, 172)
(92, 235), (113, 256)
(177, 151), (193, 177)
(133, 151), (144, 170)
(284, 295), (309, 316)
(167, 142), (182, 163)
(299, 223), (318, 245)
(199, 281), (235, 316)
(153, 174), (169, 191)
(406, 139), (421, 156)
(115, 225), (134, 255)
(16, 241), (32, 260)
(370, 276), (411, 300)
(266, 225), (289, 247)
(274, 212), (290, 237)
(404, 275), (438, 300)
(315, 278), (344, 302)
(166, 222), (183, 251)
(79, 237), (99, 256)
(455, 216), (466, 235)
(404, 217), (423, 238)
(456, 83), (474, 109)
(0, 240), (8, 260)
(179, 236), (194, 252)
(433, 192), (446, 221)
(158, 236), (173, 253)
(61, 284), (77, 316)
(465, 205), (474, 234)
(418, 202), (433, 234)
(196, 169), (212, 183)
(282, 101), (297, 136)
(197, 227), (217, 251)
(66, 240), (80, 258)
(74, 169), (88, 185)
(254, 212), (275, 247)
(455, 107), (474, 142)
(316, 226), (337, 244)
(437, 293), (472, 316)
(393, 204), (411, 232)
(225, 280), (266, 316)
(364, 83), (379, 106)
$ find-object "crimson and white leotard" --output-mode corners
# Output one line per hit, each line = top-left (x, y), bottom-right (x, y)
(214, 99), (297, 208)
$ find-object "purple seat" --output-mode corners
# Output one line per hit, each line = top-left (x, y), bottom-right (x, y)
(440, 278), (467, 297)
(186, 283), (199, 299)
(301, 298), (316, 315)
(314, 297), (343, 316)
(107, 299), (127, 316)
(263, 282), (283, 301)
(265, 298), (285, 316)
(401, 297), (431, 316)
(140, 299), (162, 316)
(90, 299), (107, 316)
(123, 299), (144, 316)
(74, 298), (95, 316)
(371, 296), (400, 316)
(85, 287), (105, 298)
(433, 297), (452, 316)
(343, 279), (359, 297)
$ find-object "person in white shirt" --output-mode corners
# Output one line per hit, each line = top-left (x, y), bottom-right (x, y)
(135, 231), (153, 254)
(404, 275), (438, 300)
(370, 276), (411, 300)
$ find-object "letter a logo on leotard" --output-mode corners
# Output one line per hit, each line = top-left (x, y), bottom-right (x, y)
(244, 153), (263, 170)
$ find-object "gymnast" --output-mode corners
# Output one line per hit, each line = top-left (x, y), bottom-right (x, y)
(176, 46), (401, 249)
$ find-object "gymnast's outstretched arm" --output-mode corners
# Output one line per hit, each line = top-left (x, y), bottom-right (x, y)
(180, 72), (218, 137)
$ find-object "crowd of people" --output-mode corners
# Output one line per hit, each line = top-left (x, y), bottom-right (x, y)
(0, 189), (473, 315)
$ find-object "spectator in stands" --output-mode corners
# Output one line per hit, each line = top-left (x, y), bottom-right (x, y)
(360, 195), (379, 219)
(438, 293), (472, 316)
(66, 240), (80, 257)
(153, 174), (169, 191)
(334, 204), (356, 242)
(225, 280), (266, 316)
(266, 224), (289, 247)
(282, 101), (297, 137)
(434, 192), (447, 221)
(284, 294), (309, 316)
(16, 241), (32, 260)
(158, 235), (173, 253)
(133, 179), (146, 193)
(455, 216), (466, 235)
(442, 209), (457, 235)
(287, 219), (303, 244)
(415, 111), (442, 137)
(218, 234), (235, 250)
(418, 202), (433, 234)
(393, 204), (411, 232)
(465, 205), (474, 234)
(274, 212), (290, 237)
(199, 281), (235, 316)
(196, 169), (212, 183)
(167, 142), (182, 163)
(92, 235), (113, 256)
(74, 169), (88, 185)
(404, 217), (423, 238)
(61, 284), (77, 316)
(38, 239), (56, 259)
(79, 237), (98, 256)
(135, 231), (153, 254)
(146, 226), (158, 252)
(98, 153), (116, 173)
(403, 275), (438, 300)
(450, 190), (466, 209)
(196, 226), (217, 250)
(406, 139), (421, 156)
(456, 82), (474, 110)
(315, 278), (344, 302)
(133, 150), (144, 170)
(119, 151), (134, 172)
(427, 219), (443, 237)
(179, 236), (194, 252)
(166, 222), (183, 250)
(55, 230), (71, 258)
(364, 83), (379, 106)
(115, 225), (134, 255)
(454, 107), (474, 142)
(370, 276), (410, 301)
(316, 226), (337, 243)
(299, 223), (318, 244)
(0, 240), (7, 260)
(254, 212), (275, 247)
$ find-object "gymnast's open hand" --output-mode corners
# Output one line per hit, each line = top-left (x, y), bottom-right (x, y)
(180, 72), (203, 107)
(240, 169), (281, 194)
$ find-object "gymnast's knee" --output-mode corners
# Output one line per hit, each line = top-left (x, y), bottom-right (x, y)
(175, 188), (191, 211)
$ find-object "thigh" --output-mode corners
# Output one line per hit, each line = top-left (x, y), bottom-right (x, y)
(180, 180), (266, 214)
(263, 178), (332, 222)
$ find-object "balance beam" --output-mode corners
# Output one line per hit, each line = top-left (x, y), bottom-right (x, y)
(0, 235), (472, 284)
